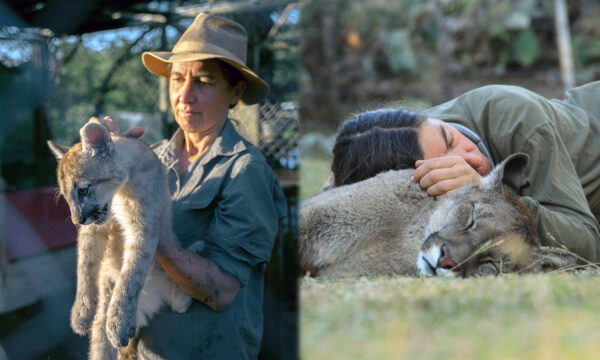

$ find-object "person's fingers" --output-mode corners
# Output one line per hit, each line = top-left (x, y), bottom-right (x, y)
(125, 126), (145, 138)
(426, 177), (471, 198)
(88, 117), (101, 124)
(413, 156), (465, 182)
(101, 116), (120, 135)
(418, 165), (479, 190)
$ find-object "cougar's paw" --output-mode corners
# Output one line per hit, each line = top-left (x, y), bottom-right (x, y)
(106, 314), (136, 348)
(70, 300), (95, 335)
(106, 302), (137, 348)
(170, 285), (193, 313)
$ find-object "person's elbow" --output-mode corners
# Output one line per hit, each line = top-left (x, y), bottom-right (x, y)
(211, 280), (240, 312)
(194, 276), (241, 312)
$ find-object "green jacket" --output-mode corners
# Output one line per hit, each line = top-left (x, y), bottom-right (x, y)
(138, 120), (287, 359)
(425, 82), (600, 263)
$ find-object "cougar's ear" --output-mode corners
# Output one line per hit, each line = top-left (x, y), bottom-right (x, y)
(80, 122), (114, 157)
(47, 140), (69, 160)
(481, 153), (528, 193)
(532, 246), (578, 271)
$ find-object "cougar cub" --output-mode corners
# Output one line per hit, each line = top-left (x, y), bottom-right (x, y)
(48, 121), (191, 359)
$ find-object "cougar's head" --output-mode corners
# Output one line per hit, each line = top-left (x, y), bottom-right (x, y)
(417, 153), (576, 277)
(48, 122), (126, 226)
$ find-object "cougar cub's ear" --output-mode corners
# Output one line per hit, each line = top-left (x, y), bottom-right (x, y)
(47, 140), (70, 160)
(80, 122), (114, 157)
(481, 153), (529, 193)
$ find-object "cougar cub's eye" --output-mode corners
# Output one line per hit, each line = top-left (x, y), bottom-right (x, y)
(76, 183), (90, 196)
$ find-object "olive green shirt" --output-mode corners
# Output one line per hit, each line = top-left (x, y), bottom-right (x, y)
(425, 82), (600, 262)
(138, 120), (287, 359)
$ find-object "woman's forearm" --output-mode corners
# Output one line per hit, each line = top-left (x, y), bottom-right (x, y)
(155, 239), (241, 311)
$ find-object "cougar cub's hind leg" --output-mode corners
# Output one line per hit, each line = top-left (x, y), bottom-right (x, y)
(90, 271), (118, 360)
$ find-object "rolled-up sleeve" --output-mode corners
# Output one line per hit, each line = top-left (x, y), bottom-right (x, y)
(202, 156), (287, 286)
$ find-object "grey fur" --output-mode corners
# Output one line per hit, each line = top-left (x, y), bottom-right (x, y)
(48, 122), (191, 359)
(300, 153), (576, 278)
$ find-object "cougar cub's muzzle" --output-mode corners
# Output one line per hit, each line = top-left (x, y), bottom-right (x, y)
(74, 203), (110, 225)
(418, 232), (455, 277)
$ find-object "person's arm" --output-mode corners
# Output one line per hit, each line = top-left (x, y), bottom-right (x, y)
(154, 239), (240, 312)
(162, 157), (284, 311)
(518, 124), (600, 262)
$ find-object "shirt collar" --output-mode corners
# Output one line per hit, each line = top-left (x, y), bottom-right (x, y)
(156, 120), (247, 168)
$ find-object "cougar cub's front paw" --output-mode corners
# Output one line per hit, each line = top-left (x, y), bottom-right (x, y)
(170, 285), (193, 313)
(106, 304), (136, 348)
(70, 299), (96, 335)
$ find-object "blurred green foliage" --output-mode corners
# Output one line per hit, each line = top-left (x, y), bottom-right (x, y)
(300, 0), (600, 129)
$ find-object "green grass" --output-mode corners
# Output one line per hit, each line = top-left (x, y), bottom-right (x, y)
(301, 273), (600, 359)
(300, 156), (332, 201)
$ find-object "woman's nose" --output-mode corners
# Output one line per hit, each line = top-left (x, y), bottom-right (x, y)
(180, 77), (196, 103)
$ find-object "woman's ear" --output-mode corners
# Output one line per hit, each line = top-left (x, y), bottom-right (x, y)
(230, 81), (248, 106)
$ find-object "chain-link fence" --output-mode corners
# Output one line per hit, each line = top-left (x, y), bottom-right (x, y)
(258, 100), (300, 170)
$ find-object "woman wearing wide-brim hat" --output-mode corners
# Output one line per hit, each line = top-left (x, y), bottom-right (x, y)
(101, 13), (287, 359)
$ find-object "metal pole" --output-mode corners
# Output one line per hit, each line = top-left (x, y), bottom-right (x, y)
(554, 0), (575, 90)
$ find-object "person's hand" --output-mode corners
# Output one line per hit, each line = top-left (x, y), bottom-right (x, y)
(413, 155), (482, 199)
(88, 116), (145, 138)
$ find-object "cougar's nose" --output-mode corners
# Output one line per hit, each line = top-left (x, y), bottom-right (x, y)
(437, 245), (457, 269)
(75, 214), (87, 225)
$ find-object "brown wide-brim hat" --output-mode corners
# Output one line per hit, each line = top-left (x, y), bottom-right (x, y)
(142, 13), (269, 105)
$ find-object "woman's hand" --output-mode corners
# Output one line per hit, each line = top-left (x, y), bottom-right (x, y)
(89, 116), (145, 138)
(413, 155), (482, 198)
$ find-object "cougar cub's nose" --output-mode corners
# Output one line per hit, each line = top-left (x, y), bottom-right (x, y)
(437, 245), (457, 269)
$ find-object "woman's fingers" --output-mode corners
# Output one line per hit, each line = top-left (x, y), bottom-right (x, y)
(102, 116), (120, 135)
(125, 126), (145, 138)
(414, 156), (482, 197)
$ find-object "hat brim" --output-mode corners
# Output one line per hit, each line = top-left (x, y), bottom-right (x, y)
(142, 51), (269, 105)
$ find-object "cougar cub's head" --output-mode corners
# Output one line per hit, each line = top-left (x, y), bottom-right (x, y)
(417, 153), (576, 277)
(48, 122), (126, 225)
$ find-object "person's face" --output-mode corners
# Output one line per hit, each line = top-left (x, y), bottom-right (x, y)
(417, 118), (492, 176)
(169, 60), (245, 134)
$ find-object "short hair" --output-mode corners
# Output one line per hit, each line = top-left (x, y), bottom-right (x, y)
(331, 108), (426, 187)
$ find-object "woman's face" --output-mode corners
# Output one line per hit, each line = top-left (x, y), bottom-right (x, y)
(418, 118), (492, 176)
(169, 59), (245, 135)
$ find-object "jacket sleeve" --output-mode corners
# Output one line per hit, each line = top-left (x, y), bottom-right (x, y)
(519, 123), (600, 263)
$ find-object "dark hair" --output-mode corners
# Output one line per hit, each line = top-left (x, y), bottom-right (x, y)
(331, 108), (426, 187)
(216, 60), (246, 109)
(215, 60), (246, 88)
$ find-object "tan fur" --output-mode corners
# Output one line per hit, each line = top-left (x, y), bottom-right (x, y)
(48, 122), (191, 360)
(299, 154), (576, 278)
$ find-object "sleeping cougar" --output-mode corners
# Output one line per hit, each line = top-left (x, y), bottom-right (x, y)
(48, 121), (192, 359)
(299, 153), (576, 278)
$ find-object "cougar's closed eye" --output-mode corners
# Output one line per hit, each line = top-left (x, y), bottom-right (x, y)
(456, 202), (475, 230)
(465, 204), (475, 231)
